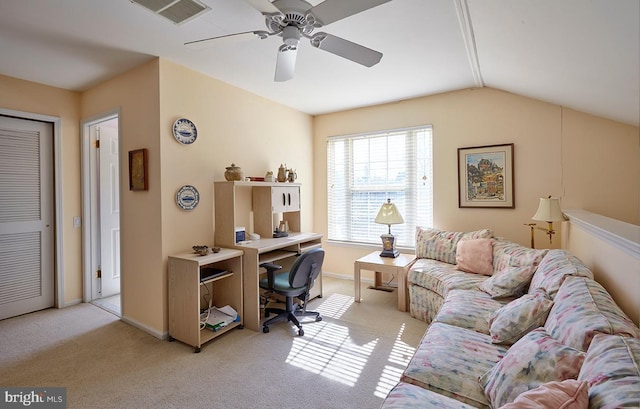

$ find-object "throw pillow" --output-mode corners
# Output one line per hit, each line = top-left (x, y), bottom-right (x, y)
(479, 264), (537, 299)
(489, 288), (554, 345)
(479, 327), (585, 408)
(456, 238), (494, 276)
(415, 226), (492, 264)
(498, 379), (589, 409)
(492, 239), (548, 273)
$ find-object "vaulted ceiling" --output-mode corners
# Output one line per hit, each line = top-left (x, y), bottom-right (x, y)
(0, 0), (638, 126)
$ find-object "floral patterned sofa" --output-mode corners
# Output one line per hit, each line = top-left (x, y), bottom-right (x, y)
(381, 227), (640, 408)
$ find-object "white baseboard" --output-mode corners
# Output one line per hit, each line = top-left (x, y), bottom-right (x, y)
(61, 298), (82, 308)
(121, 314), (167, 340)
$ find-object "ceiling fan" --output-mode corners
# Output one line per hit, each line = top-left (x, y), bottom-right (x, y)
(185, 0), (392, 81)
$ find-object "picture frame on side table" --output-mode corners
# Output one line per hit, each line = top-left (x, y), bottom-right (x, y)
(129, 148), (148, 191)
(458, 143), (514, 208)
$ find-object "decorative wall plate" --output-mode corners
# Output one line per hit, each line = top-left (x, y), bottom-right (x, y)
(173, 118), (197, 144)
(176, 185), (199, 210)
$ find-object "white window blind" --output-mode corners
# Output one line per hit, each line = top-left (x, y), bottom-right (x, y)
(327, 125), (433, 248)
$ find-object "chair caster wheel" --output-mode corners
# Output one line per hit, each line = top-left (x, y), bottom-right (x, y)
(262, 326), (269, 333)
(194, 347), (201, 353)
(264, 312), (270, 318)
(298, 329), (304, 336)
(316, 316), (322, 322)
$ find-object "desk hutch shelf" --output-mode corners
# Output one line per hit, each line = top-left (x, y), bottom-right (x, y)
(213, 181), (323, 332)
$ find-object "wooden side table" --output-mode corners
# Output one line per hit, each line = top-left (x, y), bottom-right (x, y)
(354, 251), (416, 312)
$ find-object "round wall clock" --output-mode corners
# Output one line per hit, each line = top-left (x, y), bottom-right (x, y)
(176, 185), (199, 210)
(173, 118), (197, 144)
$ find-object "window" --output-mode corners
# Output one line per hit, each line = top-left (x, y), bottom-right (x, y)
(327, 125), (433, 249)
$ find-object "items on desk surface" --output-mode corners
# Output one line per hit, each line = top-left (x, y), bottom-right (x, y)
(235, 227), (246, 243)
(192, 245), (220, 256)
(273, 220), (289, 238)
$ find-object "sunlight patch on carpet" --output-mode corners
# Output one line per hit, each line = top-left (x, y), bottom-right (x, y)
(313, 293), (354, 319)
(286, 320), (377, 386)
(375, 323), (417, 398)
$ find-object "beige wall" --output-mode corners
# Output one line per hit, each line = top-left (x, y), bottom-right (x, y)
(157, 59), (314, 330)
(0, 74), (82, 305)
(561, 108), (639, 224)
(80, 58), (313, 335)
(313, 88), (640, 279)
(82, 60), (164, 332)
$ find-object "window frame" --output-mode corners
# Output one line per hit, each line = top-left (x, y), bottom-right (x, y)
(327, 125), (433, 250)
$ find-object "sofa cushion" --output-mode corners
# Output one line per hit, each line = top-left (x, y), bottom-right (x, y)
(408, 259), (488, 297)
(381, 382), (479, 409)
(407, 284), (443, 323)
(492, 239), (548, 273)
(479, 264), (537, 299)
(479, 327), (585, 408)
(489, 288), (553, 345)
(499, 379), (589, 409)
(456, 238), (494, 275)
(544, 276), (639, 352)
(435, 289), (509, 334)
(402, 322), (507, 408)
(415, 227), (493, 264)
(528, 250), (593, 299)
(577, 334), (640, 409)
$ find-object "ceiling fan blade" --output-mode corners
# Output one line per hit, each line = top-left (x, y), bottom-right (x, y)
(274, 45), (298, 82)
(309, 0), (392, 26)
(185, 31), (269, 49)
(243, 0), (281, 14)
(310, 33), (382, 67)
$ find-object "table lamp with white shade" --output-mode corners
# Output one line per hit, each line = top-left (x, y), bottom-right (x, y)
(375, 199), (404, 258)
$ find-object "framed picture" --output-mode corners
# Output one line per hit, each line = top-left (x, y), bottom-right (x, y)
(128, 148), (148, 191)
(458, 143), (514, 208)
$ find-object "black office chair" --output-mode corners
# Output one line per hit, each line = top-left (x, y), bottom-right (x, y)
(259, 248), (324, 336)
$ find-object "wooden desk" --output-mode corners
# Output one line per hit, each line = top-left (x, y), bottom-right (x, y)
(354, 251), (416, 312)
(234, 232), (323, 332)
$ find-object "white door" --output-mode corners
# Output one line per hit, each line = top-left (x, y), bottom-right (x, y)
(0, 115), (54, 320)
(97, 123), (120, 298)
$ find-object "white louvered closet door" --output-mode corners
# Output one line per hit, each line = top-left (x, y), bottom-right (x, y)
(0, 115), (54, 320)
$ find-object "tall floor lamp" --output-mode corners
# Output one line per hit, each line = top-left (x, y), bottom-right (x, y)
(526, 196), (566, 248)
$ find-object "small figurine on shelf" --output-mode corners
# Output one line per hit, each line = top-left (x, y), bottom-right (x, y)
(265, 171), (274, 182)
(287, 168), (297, 183)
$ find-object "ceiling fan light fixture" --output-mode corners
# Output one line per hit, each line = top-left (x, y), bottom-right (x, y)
(282, 25), (301, 46)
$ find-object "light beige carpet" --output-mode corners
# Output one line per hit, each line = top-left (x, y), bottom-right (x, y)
(0, 276), (427, 409)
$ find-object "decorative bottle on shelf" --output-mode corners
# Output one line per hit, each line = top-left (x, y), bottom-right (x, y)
(277, 164), (287, 182)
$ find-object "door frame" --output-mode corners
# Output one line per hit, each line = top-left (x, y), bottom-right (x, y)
(0, 107), (64, 308)
(81, 109), (122, 303)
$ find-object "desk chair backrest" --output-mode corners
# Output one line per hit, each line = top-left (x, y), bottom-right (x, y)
(289, 248), (325, 290)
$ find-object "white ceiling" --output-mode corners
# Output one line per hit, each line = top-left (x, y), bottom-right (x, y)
(0, 0), (638, 126)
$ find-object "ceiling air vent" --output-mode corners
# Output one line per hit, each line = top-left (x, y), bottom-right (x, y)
(131, 0), (211, 25)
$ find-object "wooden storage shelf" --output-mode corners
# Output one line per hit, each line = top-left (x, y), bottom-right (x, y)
(168, 248), (243, 353)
